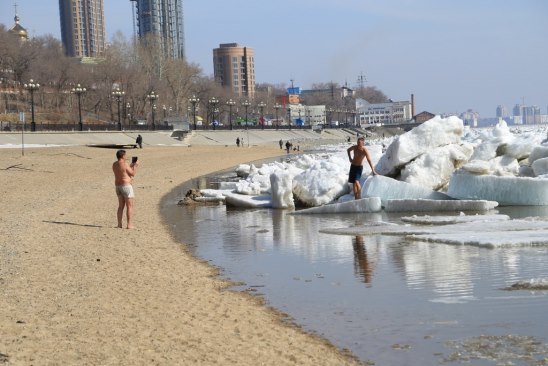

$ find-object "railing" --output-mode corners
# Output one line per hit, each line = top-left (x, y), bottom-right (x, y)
(0, 122), (173, 132)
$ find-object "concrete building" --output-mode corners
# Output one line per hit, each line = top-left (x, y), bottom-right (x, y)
(59, 0), (106, 58)
(356, 98), (412, 125)
(133, 0), (185, 60)
(213, 43), (255, 98)
(496, 105), (508, 118)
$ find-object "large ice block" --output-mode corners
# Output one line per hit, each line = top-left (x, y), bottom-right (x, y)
(375, 116), (464, 175)
(447, 171), (548, 205)
(384, 199), (498, 212)
(363, 175), (451, 205)
(291, 197), (382, 214)
(224, 192), (272, 208)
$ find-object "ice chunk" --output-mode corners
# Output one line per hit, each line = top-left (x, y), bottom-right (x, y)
(270, 171), (294, 209)
(447, 171), (548, 205)
(400, 214), (510, 225)
(292, 156), (349, 207)
(529, 146), (548, 164)
(532, 157), (548, 176)
(400, 143), (473, 190)
(363, 175), (451, 205)
(384, 199), (498, 212)
(320, 218), (548, 236)
(407, 230), (548, 248)
(291, 197), (382, 214)
(375, 116), (464, 176)
(224, 193), (272, 208)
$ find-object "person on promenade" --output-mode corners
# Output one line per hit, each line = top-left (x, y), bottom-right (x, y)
(347, 136), (377, 200)
(285, 140), (291, 154)
(236, 137), (240, 147)
(136, 134), (143, 148)
(112, 149), (139, 229)
(279, 139), (283, 149)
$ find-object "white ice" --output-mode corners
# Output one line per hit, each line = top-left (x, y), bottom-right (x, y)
(384, 199), (498, 212)
(198, 117), (548, 215)
(400, 214), (510, 225)
(291, 197), (382, 214)
(362, 175), (451, 205)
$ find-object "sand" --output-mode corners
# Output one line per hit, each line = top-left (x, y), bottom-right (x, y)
(0, 145), (362, 365)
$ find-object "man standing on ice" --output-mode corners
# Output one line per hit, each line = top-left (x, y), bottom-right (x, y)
(347, 136), (378, 199)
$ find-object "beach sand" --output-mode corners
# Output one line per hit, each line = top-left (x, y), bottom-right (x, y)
(0, 145), (361, 365)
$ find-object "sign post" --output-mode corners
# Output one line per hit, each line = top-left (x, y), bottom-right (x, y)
(20, 111), (25, 156)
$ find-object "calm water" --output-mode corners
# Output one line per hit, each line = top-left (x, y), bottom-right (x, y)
(162, 170), (548, 365)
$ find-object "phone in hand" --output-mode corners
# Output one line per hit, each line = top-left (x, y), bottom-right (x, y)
(131, 156), (138, 164)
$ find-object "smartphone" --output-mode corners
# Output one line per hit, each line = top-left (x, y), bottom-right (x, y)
(131, 156), (138, 164)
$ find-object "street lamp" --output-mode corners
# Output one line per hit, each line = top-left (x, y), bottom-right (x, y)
(126, 102), (131, 126)
(287, 105), (292, 130)
(242, 100), (251, 129)
(24, 79), (39, 132)
(112, 87), (125, 131)
(147, 91), (158, 130)
(274, 103), (281, 130)
(209, 97), (219, 130)
(189, 95), (199, 130)
(226, 99), (235, 130)
(71, 83), (86, 131)
(258, 101), (266, 130)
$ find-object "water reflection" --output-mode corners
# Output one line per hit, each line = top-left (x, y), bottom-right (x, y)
(352, 236), (376, 286)
(163, 189), (548, 364)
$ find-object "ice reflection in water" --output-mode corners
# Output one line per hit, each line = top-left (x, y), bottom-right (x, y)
(163, 185), (548, 365)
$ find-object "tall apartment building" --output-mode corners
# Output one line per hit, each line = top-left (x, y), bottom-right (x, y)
(132, 0), (185, 60)
(59, 0), (106, 58)
(213, 43), (255, 98)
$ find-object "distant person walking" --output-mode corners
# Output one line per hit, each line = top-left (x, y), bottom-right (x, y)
(279, 139), (283, 149)
(347, 136), (377, 200)
(285, 140), (291, 154)
(136, 134), (143, 148)
(236, 137), (240, 147)
(112, 150), (139, 229)
(240, 137), (244, 147)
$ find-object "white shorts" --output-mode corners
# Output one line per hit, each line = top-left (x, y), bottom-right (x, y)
(115, 185), (134, 198)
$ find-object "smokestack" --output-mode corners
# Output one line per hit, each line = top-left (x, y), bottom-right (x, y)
(411, 94), (415, 117)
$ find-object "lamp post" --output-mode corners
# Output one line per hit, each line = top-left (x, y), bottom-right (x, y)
(147, 91), (158, 130)
(24, 79), (39, 132)
(242, 100), (251, 129)
(274, 103), (281, 130)
(209, 97), (218, 130)
(258, 101), (266, 130)
(163, 104), (167, 119)
(112, 87), (125, 131)
(71, 83), (86, 131)
(189, 95), (199, 130)
(287, 105), (292, 130)
(126, 102), (131, 126)
(226, 99), (235, 130)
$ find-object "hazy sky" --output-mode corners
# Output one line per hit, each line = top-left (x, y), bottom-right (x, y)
(1, 0), (547, 117)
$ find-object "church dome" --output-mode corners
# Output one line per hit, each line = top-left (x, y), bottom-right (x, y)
(9, 14), (28, 41)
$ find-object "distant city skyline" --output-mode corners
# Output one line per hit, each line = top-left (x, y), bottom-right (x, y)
(1, 0), (547, 118)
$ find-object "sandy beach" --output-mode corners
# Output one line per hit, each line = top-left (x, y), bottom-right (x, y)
(0, 144), (361, 365)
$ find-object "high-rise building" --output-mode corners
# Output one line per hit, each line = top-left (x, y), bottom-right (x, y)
(213, 43), (255, 98)
(59, 0), (106, 58)
(133, 0), (185, 60)
(496, 105), (508, 118)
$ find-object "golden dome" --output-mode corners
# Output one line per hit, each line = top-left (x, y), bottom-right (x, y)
(9, 14), (28, 41)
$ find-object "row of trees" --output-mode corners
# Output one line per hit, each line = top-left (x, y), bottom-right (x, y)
(0, 25), (388, 127)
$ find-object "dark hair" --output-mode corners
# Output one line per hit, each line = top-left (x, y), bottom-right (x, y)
(116, 150), (126, 159)
(357, 136), (365, 141)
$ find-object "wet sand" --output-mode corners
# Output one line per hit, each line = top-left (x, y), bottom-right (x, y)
(0, 145), (361, 365)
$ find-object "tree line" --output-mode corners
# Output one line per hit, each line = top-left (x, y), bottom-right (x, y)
(0, 26), (388, 127)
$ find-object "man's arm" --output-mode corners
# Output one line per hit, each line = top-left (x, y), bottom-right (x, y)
(364, 149), (378, 175)
(347, 145), (354, 162)
(126, 162), (138, 178)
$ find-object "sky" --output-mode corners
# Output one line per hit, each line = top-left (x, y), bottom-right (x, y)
(1, 0), (547, 118)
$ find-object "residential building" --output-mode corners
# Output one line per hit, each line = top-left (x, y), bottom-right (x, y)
(59, 0), (106, 58)
(213, 43), (255, 98)
(496, 105), (508, 118)
(356, 98), (413, 125)
(133, 0), (185, 60)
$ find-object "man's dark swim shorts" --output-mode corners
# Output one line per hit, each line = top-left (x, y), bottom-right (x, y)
(348, 164), (363, 183)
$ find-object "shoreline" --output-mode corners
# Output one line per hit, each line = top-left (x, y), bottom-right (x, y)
(0, 144), (362, 365)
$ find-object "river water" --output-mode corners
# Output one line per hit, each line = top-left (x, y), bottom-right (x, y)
(161, 165), (548, 365)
